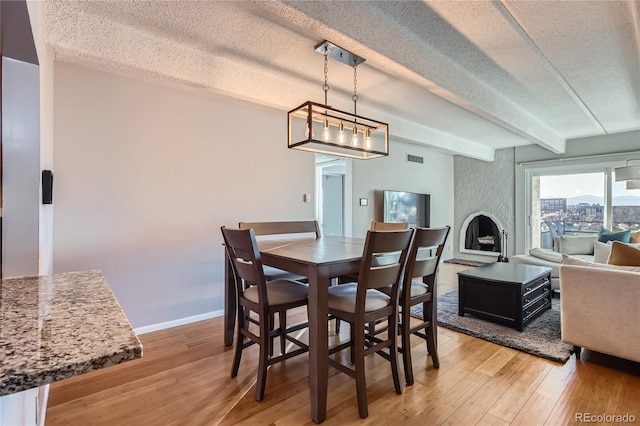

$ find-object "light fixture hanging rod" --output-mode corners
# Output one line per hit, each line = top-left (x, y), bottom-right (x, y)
(314, 41), (365, 67)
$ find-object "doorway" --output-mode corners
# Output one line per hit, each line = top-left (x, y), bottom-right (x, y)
(315, 155), (352, 237)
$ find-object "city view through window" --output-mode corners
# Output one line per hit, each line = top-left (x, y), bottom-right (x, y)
(539, 171), (640, 234)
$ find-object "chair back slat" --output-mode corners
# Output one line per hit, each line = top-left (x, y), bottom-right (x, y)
(411, 256), (439, 279)
(366, 264), (404, 290)
(239, 221), (321, 238)
(356, 229), (414, 312)
(370, 221), (409, 231)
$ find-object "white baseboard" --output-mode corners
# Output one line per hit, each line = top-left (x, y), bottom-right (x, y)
(134, 309), (224, 335)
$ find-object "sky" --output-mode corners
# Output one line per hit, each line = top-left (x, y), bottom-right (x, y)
(540, 172), (640, 199)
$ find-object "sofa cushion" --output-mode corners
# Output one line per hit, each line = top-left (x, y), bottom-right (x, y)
(598, 227), (631, 243)
(562, 254), (640, 272)
(608, 241), (640, 267)
(556, 235), (597, 255)
(529, 247), (563, 263)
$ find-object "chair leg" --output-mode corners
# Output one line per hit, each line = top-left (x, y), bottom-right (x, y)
(231, 307), (244, 378)
(331, 278), (342, 335)
(255, 313), (270, 401)
(401, 314), (414, 386)
(367, 321), (375, 337)
(388, 314), (403, 395)
(279, 311), (287, 355)
(269, 314), (276, 357)
(350, 323), (355, 364)
(353, 323), (368, 419)
(424, 301), (439, 369)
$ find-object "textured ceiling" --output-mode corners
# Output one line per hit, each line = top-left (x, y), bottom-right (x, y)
(44, 0), (640, 161)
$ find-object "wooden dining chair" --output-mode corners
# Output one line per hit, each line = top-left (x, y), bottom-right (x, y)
(327, 228), (414, 418)
(335, 220), (409, 334)
(380, 226), (450, 386)
(221, 227), (309, 402)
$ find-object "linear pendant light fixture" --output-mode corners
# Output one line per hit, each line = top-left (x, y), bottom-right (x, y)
(626, 179), (640, 190)
(614, 159), (640, 181)
(288, 41), (389, 160)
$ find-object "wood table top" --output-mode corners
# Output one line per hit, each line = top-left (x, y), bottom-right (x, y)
(258, 236), (365, 265)
(457, 262), (552, 285)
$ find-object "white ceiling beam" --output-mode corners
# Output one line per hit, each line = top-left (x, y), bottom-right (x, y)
(266, 0), (566, 153)
(495, 1), (607, 136)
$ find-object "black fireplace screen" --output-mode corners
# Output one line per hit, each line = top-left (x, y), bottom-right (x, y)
(464, 215), (501, 253)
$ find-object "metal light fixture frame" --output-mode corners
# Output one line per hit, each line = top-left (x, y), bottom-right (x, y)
(288, 41), (389, 160)
(614, 159), (640, 181)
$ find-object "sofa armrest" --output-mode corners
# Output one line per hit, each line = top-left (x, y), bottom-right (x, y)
(560, 265), (640, 362)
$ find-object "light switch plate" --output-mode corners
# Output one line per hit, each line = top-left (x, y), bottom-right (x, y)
(359, 198), (368, 206)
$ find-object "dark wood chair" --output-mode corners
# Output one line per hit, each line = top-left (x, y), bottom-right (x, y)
(335, 221), (409, 334)
(221, 227), (309, 402)
(381, 226), (450, 386)
(327, 228), (414, 418)
(239, 220), (320, 282)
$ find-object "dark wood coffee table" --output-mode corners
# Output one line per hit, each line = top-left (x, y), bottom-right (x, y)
(457, 263), (552, 331)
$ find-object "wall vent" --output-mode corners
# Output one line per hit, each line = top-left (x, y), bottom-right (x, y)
(407, 154), (424, 164)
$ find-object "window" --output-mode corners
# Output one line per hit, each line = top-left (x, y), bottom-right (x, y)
(612, 169), (640, 231)
(533, 172), (605, 248)
(525, 161), (640, 250)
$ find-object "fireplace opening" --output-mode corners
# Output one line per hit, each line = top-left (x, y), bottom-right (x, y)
(464, 214), (501, 254)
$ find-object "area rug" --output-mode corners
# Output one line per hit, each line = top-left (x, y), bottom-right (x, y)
(411, 290), (573, 363)
(444, 258), (490, 267)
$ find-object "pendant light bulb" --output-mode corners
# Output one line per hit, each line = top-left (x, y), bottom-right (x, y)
(365, 129), (372, 150)
(338, 122), (346, 144)
(305, 123), (314, 139)
(322, 118), (332, 142)
(351, 127), (359, 147)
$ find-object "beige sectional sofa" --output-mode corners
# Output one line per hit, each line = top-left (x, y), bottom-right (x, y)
(511, 235), (599, 290)
(560, 262), (640, 362)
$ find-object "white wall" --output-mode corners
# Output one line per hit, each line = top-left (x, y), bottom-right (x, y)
(351, 142), (455, 257)
(2, 57), (40, 278)
(53, 63), (315, 328)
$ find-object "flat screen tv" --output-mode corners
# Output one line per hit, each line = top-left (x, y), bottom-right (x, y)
(383, 190), (430, 228)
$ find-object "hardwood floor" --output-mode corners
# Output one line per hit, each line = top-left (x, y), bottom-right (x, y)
(45, 263), (640, 425)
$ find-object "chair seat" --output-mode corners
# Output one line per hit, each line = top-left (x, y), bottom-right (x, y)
(243, 279), (308, 305)
(379, 280), (429, 298)
(262, 265), (307, 282)
(328, 283), (390, 313)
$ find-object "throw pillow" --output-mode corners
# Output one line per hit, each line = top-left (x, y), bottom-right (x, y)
(612, 226), (640, 243)
(562, 254), (640, 272)
(597, 227), (631, 243)
(607, 241), (640, 267)
(556, 235), (597, 255)
(593, 241), (612, 264)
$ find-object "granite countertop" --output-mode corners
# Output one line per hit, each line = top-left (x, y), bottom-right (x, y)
(0, 270), (143, 396)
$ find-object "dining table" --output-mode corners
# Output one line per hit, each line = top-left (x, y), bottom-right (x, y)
(223, 235), (366, 423)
